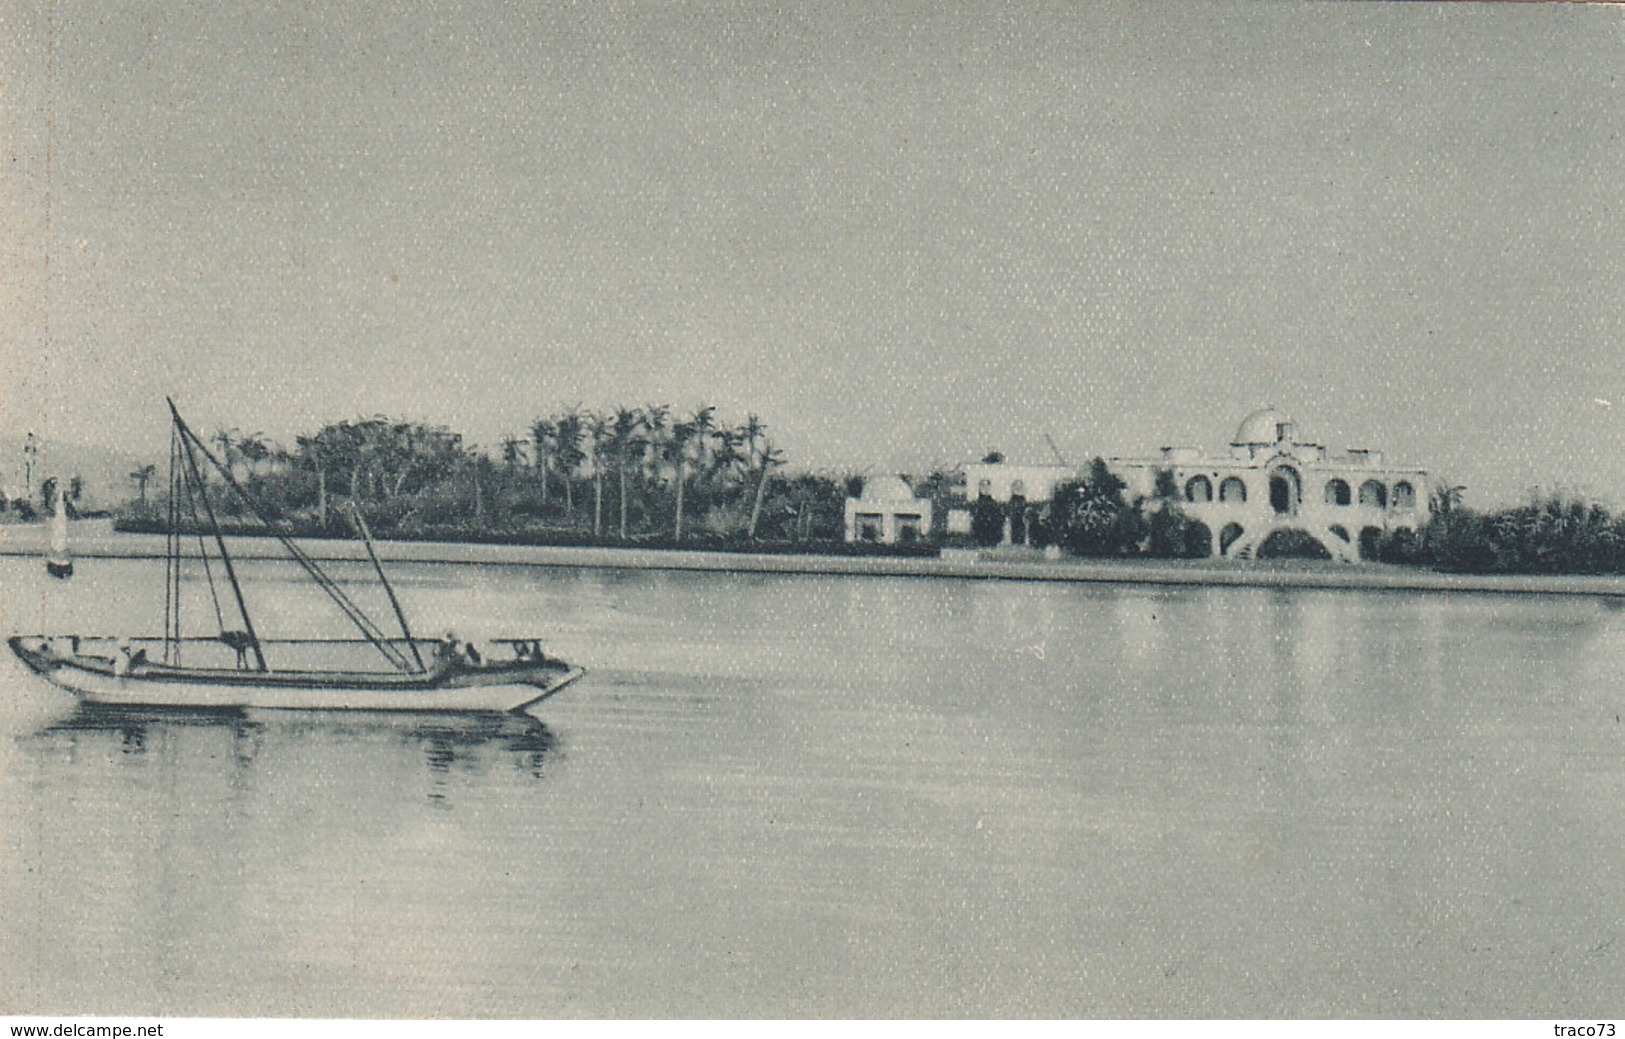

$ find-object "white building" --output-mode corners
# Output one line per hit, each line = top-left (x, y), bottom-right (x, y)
(1111, 408), (1426, 562)
(843, 476), (933, 545)
(955, 409), (1426, 562)
(951, 463), (1073, 545)
(959, 463), (1075, 506)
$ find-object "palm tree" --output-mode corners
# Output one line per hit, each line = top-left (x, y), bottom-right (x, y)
(211, 428), (238, 481)
(783, 471), (838, 542)
(640, 404), (671, 501)
(296, 432), (336, 527)
(380, 422), (418, 498)
(553, 410), (586, 523)
(736, 414), (776, 538)
(687, 404), (718, 474)
(740, 414), (768, 472)
(671, 405), (717, 541)
(747, 439), (787, 541)
(236, 432), (270, 479)
(611, 407), (644, 540)
(500, 433), (527, 505)
(333, 421), (368, 501)
(529, 418), (556, 506)
(587, 413), (612, 538)
(501, 433), (527, 471)
(1430, 481), (1467, 516)
(710, 425), (747, 492)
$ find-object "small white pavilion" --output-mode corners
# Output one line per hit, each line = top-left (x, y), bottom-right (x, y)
(843, 476), (933, 545)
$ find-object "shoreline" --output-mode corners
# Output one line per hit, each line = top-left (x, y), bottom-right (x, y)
(4, 522), (1625, 597)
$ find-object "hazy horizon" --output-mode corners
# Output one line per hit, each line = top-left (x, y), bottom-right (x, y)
(4, 1), (1623, 509)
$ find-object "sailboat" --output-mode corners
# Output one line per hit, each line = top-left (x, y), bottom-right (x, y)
(45, 483), (72, 579)
(8, 401), (584, 713)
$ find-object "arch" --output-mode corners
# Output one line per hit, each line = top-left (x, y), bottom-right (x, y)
(1008, 491), (1028, 545)
(1218, 476), (1247, 504)
(1358, 525), (1383, 561)
(971, 496), (1004, 546)
(1257, 528), (1332, 560)
(1219, 522), (1245, 554)
(896, 514), (923, 544)
(976, 477), (993, 497)
(1269, 466), (1301, 516)
(1185, 519), (1214, 559)
(1324, 478), (1351, 506)
(1328, 523), (1350, 542)
(1010, 479), (1026, 498)
(1358, 480), (1387, 509)
(1185, 475), (1212, 503)
(1392, 481), (1415, 510)
(854, 513), (883, 543)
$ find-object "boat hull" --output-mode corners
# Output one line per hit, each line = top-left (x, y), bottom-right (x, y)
(7, 637), (582, 713)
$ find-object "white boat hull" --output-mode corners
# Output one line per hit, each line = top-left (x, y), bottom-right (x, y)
(8, 637), (582, 713)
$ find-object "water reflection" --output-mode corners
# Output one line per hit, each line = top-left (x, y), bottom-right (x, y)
(28, 705), (556, 799)
(8, 556), (1625, 1016)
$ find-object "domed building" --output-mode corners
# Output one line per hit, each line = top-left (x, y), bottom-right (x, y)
(1232, 407), (1297, 449)
(957, 409), (1427, 562)
(843, 475), (933, 545)
(1112, 409), (1427, 562)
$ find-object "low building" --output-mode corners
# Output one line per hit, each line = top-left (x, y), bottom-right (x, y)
(959, 463), (1076, 506)
(843, 476), (933, 545)
(1108, 408), (1426, 562)
(953, 462), (1073, 546)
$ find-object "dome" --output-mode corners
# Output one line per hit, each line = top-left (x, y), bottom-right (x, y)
(1232, 408), (1295, 446)
(860, 475), (918, 502)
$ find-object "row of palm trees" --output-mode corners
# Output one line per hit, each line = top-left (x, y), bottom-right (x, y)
(517, 405), (787, 541)
(139, 405), (817, 543)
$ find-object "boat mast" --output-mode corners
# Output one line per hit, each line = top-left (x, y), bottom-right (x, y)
(165, 400), (416, 673)
(164, 427), (182, 663)
(348, 502), (425, 673)
(168, 399), (268, 671)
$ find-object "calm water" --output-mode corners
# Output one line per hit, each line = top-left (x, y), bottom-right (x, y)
(1, 555), (1622, 1017)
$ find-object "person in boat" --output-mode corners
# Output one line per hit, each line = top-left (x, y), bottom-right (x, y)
(436, 632), (463, 668)
(114, 639), (151, 676)
(115, 639), (133, 676)
(220, 629), (254, 670)
(437, 631), (481, 668)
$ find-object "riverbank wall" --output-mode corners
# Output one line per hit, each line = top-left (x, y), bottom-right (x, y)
(4, 521), (1625, 597)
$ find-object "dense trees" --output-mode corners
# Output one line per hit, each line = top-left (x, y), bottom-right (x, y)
(106, 419), (1625, 575)
(1416, 488), (1625, 574)
(119, 404), (851, 546)
(1043, 461), (1205, 559)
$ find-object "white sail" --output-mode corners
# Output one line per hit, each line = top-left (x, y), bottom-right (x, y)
(46, 483), (72, 578)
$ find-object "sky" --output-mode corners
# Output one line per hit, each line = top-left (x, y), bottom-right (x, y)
(2, 0), (1623, 508)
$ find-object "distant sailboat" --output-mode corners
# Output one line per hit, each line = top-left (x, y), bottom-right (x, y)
(46, 485), (72, 579)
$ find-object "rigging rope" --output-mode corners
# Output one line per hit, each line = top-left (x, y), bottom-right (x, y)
(170, 408), (417, 674)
